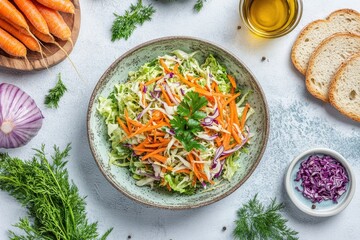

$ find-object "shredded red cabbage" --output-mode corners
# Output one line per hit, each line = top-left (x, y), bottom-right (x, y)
(295, 155), (349, 203)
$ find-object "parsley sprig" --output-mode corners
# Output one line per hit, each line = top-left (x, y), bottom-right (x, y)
(45, 73), (67, 109)
(170, 91), (208, 152)
(234, 194), (298, 240)
(111, 0), (155, 41)
(0, 144), (113, 239)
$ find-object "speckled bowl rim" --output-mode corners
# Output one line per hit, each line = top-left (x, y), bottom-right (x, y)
(87, 36), (270, 209)
(285, 148), (356, 217)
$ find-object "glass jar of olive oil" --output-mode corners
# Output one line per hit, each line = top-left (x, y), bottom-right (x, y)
(239, 0), (303, 38)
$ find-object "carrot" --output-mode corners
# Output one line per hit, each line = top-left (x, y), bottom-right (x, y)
(159, 58), (171, 73)
(35, 0), (75, 14)
(0, 18), (40, 52)
(224, 92), (241, 106)
(35, 2), (71, 41)
(141, 147), (167, 160)
(175, 169), (191, 174)
(0, 27), (26, 57)
(121, 122), (168, 142)
(159, 84), (173, 106)
(116, 117), (130, 136)
(231, 128), (242, 144)
(0, 0), (28, 30)
(150, 154), (168, 163)
(240, 103), (250, 131)
(227, 74), (237, 89)
(144, 140), (170, 148)
(14, 0), (49, 35)
(123, 109), (133, 133)
(173, 64), (232, 98)
(223, 117), (232, 150)
(28, 21), (54, 43)
(145, 75), (163, 86)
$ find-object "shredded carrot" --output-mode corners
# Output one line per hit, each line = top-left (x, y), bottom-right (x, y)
(144, 141), (170, 148)
(124, 109), (132, 132)
(240, 103), (250, 131)
(127, 118), (143, 127)
(231, 128), (242, 144)
(159, 58), (171, 73)
(227, 74), (237, 89)
(117, 117), (130, 136)
(159, 84), (173, 106)
(224, 92), (241, 106)
(175, 169), (191, 174)
(121, 122), (168, 142)
(145, 75), (164, 86)
(174, 64), (232, 98)
(142, 147), (167, 160)
(150, 154), (168, 163)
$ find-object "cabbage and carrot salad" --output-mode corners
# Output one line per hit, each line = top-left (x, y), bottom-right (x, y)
(97, 50), (254, 194)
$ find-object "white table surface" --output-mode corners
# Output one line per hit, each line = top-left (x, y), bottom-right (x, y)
(1, 0), (360, 239)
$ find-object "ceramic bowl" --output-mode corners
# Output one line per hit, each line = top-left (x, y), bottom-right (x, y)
(87, 36), (269, 209)
(285, 148), (356, 217)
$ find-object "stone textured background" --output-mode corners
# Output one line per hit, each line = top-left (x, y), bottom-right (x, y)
(0, 0), (359, 239)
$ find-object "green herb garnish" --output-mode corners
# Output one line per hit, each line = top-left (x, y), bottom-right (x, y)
(45, 73), (67, 109)
(170, 91), (208, 152)
(194, 0), (207, 12)
(0, 144), (113, 240)
(233, 194), (298, 240)
(111, 0), (155, 41)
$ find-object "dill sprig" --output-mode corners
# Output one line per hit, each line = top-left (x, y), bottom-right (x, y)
(45, 73), (67, 109)
(233, 194), (298, 240)
(0, 144), (113, 240)
(194, 0), (207, 12)
(111, 0), (155, 41)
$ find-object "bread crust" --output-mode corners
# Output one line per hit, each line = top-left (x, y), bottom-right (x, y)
(305, 33), (360, 102)
(291, 9), (360, 75)
(329, 53), (360, 122)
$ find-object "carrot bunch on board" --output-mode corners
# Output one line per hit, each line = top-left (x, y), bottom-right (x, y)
(0, 0), (74, 58)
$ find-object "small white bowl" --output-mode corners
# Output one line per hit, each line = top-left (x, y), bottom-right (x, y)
(285, 148), (356, 217)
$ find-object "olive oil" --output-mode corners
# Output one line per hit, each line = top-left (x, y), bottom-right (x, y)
(240, 0), (301, 38)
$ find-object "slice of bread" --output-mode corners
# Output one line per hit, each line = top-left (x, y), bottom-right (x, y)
(305, 33), (360, 102)
(291, 9), (360, 75)
(329, 54), (360, 122)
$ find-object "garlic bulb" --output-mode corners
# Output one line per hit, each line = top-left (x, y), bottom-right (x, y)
(0, 83), (43, 149)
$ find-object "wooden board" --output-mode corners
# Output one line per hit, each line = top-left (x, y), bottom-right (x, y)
(0, 0), (80, 71)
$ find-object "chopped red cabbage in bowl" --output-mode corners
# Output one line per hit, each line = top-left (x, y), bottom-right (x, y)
(295, 155), (349, 204)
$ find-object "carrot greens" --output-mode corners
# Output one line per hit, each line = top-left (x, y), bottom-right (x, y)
(111, 0), (155, 41)
(0, 144), (113, 240)
(234, 195), (298, 240)
(45, 73), (67, 109)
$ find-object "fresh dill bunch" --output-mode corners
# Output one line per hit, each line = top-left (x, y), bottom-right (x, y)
(194, 0), (207, 12)
(0, 144), (113, 240)
(233, 194), (298, 240)
(45, 73), (67, 109)
(111, 0), (155, 41)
